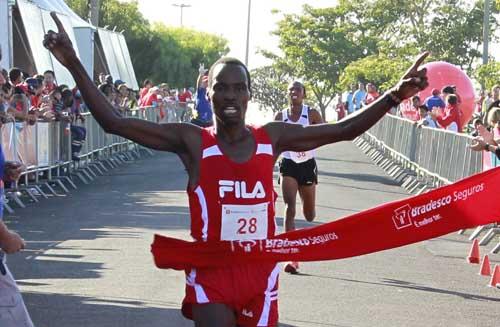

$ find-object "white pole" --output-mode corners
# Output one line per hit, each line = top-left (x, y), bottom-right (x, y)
(245, 0), (252, 67)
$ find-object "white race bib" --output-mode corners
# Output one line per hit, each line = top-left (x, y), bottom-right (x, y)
(220, 203), (268, 241)
(290, 150), (313, 163)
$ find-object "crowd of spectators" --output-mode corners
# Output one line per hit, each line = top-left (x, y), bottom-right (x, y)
(0, 66), (89, 160)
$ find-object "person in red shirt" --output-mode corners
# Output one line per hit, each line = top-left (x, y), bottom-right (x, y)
(335, 93), (346, 121)
(42, 70), (57, 95)
(430, 94), (461, 132)
(139, 79), (153, 105)
(142, 87), (160, 107)
(44, 12), (429, 326)
(364, 83), (380, 105)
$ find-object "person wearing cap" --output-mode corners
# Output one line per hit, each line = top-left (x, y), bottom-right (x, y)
(424, 88), (445, 111)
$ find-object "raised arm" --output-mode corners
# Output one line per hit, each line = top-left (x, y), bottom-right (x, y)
(266, 52), (429, 154)
(43, 12), (198, 154)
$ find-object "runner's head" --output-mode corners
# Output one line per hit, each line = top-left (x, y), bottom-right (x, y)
(288, 81), (305, 106)
(208, 57), (252, 127)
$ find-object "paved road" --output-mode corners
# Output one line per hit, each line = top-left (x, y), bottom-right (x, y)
(5, 141), (499, 327)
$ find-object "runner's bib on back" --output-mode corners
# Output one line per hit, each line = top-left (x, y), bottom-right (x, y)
(282, 105), (314, 163)
(187, 126), (277, 242)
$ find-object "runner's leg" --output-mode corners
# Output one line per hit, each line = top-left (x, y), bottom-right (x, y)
(281, 176), (299, 232)
(298, 184), (316, 222)
(192, 303), (236, 327)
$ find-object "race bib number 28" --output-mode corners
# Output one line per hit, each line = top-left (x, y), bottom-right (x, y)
(220, 203), (268, 241)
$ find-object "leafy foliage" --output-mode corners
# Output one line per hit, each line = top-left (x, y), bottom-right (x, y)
(474, 61), (500, 91)
(65, 0), (229, 87)
(250, 65), (289, 114)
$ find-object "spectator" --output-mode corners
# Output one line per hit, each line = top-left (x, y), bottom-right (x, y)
(470, 112), (500, 159)
(470, 118), (485, 137)
(431, 94), (461, 132)
(24, 77), (43, 109)
(352, 82), (366, 111)
(344, 84), (356, 115)
(417, 105), (438, 128)
(104, 74), (113, 86)
(364, 83), (379, 105)
(411, 95), (421, 114)
(0, 53), (35, 327)
(335, 93), (346, 121)
(43, 70), (57, 95)
(8, 67), (23, 86)
(191, 66), (213, 127)
(139, 79), (153, 105)
(116, 83), (130, 110)
(424, 88), (445, 111)
(61, 88), (86, 161)
(177, 87), (193, 122)
(142, 86), (160, 107)
(96, 72), (105, 85)
(483, 85), (500, 125)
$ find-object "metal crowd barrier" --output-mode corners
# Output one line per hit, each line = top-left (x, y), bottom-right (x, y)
(0, 107), (160, 213)
(354, 114), (499, 253)
(359, 114), (482, 187)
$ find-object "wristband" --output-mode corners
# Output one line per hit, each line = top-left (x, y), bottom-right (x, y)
(484, 143), (490, 152)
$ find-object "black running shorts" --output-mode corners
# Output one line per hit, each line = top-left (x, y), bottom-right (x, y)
(279, 158), (318, 186)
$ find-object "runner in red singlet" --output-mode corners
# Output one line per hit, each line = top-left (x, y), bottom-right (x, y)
(44, 12), (428, 327)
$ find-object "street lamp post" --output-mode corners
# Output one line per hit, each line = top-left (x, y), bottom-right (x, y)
(172, 3), (191, 27)
(482, 0), (490, 66)
(245, 0), (252, 67)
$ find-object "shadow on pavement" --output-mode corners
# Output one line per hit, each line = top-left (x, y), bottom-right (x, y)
(23, 291), (191, 327)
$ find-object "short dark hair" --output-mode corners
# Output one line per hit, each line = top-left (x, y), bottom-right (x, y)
(43, 70), (55, 77)
(412, 95), (420, 102)
(447, 94), (458, 105)
(143, 79), (152, 87)
(208, 57), (252, 96)
(9, 67), (22, 83)
(442, 86), (455, 94)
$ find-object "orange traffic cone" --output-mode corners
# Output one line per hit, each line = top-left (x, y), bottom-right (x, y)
(488, 265), (500, 288)
(467, 239), (480, 264)
(479, 255), (491, 276)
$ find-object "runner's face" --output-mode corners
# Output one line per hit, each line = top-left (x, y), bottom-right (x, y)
(288, 82), (304, 106)
(209, 63), (250, 126)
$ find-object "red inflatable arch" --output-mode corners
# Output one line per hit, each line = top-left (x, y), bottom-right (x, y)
(399, 61), (475, 129)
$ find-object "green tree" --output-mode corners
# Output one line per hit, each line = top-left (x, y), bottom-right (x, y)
(474, 61), (500, 91)
(271, 5), (377, 118)
(339, 54), (410, 92)
(65, 0), (228, 87)
(251, 65), (289, 114)
(338, 0), (499, 72)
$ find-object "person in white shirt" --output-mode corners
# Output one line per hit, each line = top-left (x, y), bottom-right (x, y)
(274, 81), (323, 274)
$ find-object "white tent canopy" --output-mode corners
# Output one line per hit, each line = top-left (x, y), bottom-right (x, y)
(0, 0), (10, 69)
(8, 0), (138, 89)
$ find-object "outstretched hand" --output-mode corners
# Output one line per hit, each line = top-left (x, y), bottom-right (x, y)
(43, 12), (78, 68)
(390, 52), (430, 101)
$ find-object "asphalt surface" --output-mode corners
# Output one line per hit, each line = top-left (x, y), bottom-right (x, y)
(5, 141), (500, 327)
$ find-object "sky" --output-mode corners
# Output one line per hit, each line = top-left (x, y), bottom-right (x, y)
(137, 1), (500, 69)
(137, 0), (338, 70)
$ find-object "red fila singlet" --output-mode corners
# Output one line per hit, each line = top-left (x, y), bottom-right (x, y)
(187, 125), (277, 242)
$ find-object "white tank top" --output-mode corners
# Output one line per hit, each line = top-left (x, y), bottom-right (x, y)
(282, 105), (314, 163)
